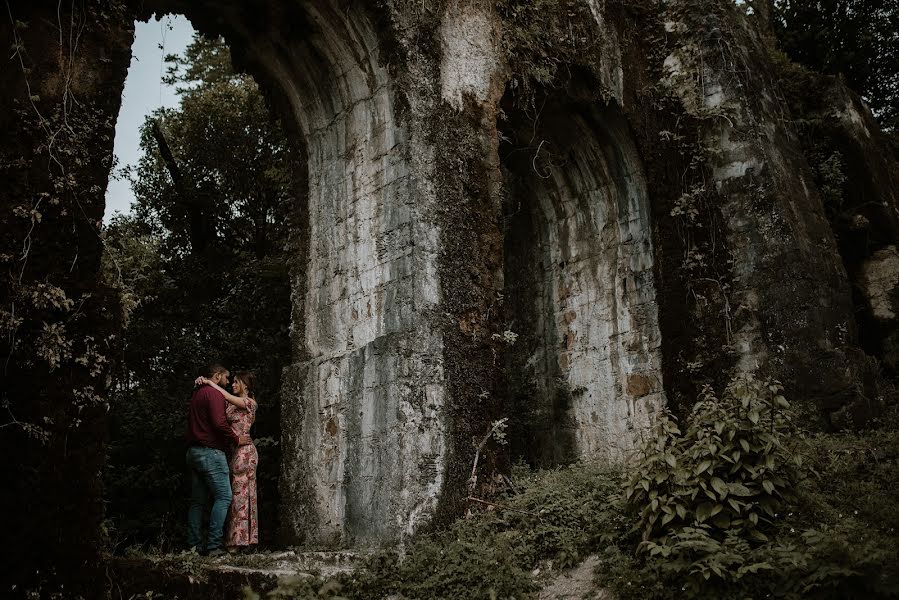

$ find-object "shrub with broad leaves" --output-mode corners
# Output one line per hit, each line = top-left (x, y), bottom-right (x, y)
(624, 376), (801, 590)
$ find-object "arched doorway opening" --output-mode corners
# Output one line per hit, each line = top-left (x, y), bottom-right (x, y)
(3, 2), (467, 588)
(103, 18), (302, 551)
(138, 0), (445, 549)
(499, 88), (665, 467)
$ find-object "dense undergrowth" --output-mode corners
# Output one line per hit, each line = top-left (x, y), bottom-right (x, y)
(600, 379), (899, 600)
(249, 463), (625, 600)
(243, 376), (898, 600)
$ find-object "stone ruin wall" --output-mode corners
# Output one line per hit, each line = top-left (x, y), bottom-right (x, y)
(4, 3), (899, 578)
(501, 103), (665, 466)
(236, 5), (450, 547)
(164, 0), (899, 547)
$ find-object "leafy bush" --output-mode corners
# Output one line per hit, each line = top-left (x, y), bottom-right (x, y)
(621, 377), (800, 593)
(625, 377), (799, 545)
(347, 464), (627, 599)
(785, 423), (899, 598)
(603, 376), (899, 599)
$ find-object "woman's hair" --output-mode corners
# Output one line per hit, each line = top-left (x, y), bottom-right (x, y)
(234, 370), (256, 395)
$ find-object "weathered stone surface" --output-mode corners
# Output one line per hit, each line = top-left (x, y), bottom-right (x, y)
(859, 246), (899, 322)
(202, 2), (454, 547)
(439, 1), (503, 111)
(5, 5), (899, 591)
(797, 77), (899, 378)
(105, 551), (362, 598)
(502, 100), (665, 465)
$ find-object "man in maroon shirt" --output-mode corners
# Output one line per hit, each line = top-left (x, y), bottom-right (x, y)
(185, 363), (250, 556)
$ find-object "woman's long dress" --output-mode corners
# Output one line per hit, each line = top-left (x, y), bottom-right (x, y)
(225, 401), (258, 547)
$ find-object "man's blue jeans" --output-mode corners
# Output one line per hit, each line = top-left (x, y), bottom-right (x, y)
(186, 446), (232, 551)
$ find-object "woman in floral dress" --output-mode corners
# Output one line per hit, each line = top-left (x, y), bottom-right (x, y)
(197, 371), (259, 551)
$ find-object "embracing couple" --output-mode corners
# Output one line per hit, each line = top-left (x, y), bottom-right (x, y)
(185, 363), (259, 557)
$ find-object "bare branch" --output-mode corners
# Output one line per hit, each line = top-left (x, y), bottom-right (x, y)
(150, 119), (207, 253)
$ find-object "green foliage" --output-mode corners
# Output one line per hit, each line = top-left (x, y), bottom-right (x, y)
(773, 0), (899, 129)
(602, 377), (899, 600)
(496, 0), (605, 100)
(163, 35), (238, 91)
(244, 576), (350, 600)
(128, 35), (295, 260)
(814, 150), (849, 213)
(258, 464), (627, 600)
(626, 378), (799, 546)
(348, 464), (624, 599)
(786, 421), (899, 597)
(125, 386), (899, 600)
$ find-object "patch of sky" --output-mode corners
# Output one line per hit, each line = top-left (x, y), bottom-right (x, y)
(104, 14), (195, 222)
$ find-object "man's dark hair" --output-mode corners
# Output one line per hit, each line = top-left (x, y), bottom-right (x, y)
(203, 363), (228, 378)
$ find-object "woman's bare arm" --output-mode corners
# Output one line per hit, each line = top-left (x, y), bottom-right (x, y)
(195, 377), (254, 409)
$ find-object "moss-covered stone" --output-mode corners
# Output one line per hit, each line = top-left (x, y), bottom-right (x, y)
(4, 2), (899, 596)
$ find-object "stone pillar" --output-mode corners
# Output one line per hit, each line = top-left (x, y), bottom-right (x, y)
(658, 2), (865, 419)
(213, 0), (505, 547)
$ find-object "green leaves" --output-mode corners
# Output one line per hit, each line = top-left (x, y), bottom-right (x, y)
(710, 477), (727, 498)
(130, 36), (295, 262)
(748, 530), (769, 543)
(727, 482), (753, 497)
(696, 502), (714, 522)
(623, 376), (805, 595)
(103, 33), (295, 551)
(775, 0), (899, 130)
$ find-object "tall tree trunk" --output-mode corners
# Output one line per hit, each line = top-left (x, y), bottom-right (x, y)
(151, 119), (209, 253)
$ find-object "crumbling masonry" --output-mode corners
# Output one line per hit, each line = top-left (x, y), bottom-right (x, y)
(3, 1), (898, 589)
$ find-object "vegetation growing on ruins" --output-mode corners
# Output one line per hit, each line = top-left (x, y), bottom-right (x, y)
(0, 3), (132, 594)
(774, 0), (899, 129)
(230, 377), (896, 599)
(2, 0), (898, 597)
(603, 379), (899, 599)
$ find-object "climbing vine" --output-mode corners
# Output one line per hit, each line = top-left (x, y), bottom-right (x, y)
(1, 2), (132, 593)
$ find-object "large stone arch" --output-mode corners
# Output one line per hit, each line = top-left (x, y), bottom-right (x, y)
(501, 94), (664, 466)
(6, 1), (898, 595)
(0, 2), (493, 575)
(150, 1), (451, 547)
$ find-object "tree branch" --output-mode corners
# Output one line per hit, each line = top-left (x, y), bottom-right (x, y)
(468, 418), (508, 494)
(150, 119), (207, 254)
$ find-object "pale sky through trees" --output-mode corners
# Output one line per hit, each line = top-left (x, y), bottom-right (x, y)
(104, 15), (195, 222)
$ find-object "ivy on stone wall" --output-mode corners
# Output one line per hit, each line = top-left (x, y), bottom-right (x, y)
(1, 1), (128, 440)
(0, 1), (132, 594)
